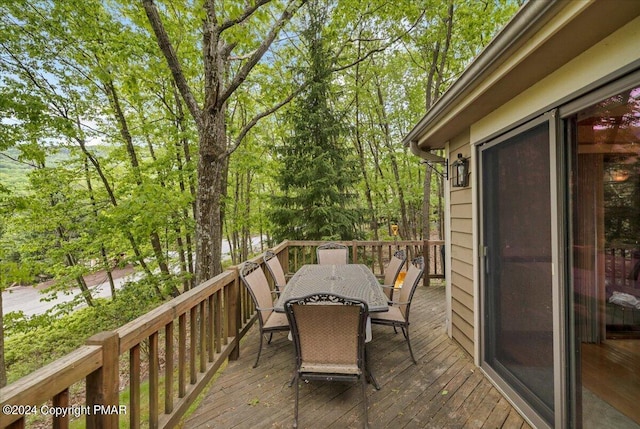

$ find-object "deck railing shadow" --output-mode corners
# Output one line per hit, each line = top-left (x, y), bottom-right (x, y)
(0, 239), (443, 429)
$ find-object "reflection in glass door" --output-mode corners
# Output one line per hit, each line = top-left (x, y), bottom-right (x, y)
(480, 117), (557, 427)
(570, 85), (640, 428)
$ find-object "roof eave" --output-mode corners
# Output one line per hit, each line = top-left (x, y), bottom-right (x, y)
(403, 0), (562, 152)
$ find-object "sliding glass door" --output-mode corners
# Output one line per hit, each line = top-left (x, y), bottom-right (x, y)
(479, 114), (561, 428)
(568, 85), (640, 429)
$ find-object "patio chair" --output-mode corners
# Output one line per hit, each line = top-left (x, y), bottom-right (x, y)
(263, 250), (288, 292)
(316, 242), (349, 265)
(380, 249), (407, 301)
(284, 293), (370, 428)
(239, 261), (289, 368)
(371, 256), (424, 364)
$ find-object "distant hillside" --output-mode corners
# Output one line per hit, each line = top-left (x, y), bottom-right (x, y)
(0, 147), (74, 194)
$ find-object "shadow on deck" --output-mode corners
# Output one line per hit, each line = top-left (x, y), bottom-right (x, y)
(185, 284), (532, 429)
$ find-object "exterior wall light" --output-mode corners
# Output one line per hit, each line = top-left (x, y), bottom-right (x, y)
(451, 153), (469, 187)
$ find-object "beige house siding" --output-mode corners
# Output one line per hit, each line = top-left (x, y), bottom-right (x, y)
(448, 132), (474, 356)
(443, 8), (640, 362)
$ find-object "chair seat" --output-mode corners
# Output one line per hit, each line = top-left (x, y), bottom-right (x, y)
(264, 311), (289, 329)
(370, 306), (405, 323)
(301, 363), (361, 375)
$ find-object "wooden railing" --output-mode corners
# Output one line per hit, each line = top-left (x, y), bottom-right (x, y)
(281, 240), (445, 286)
(0, 240), (443, 428)
(606, 246), (640, 292)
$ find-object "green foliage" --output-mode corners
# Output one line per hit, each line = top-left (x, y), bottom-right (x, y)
(3, 280), (163, 383)
(0, 0), (520, 380)
(270, 0), (363, 241)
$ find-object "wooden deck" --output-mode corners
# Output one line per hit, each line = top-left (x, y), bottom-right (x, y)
(184, 284), (533, 429)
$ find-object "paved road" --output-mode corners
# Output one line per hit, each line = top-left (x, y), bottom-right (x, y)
(2, 269), (140, 317)
(2, 237), (265, 317)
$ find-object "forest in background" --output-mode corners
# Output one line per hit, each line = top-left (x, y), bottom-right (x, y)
(0, 0), (521, 385)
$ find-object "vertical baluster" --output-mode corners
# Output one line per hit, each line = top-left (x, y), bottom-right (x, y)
(208, 295), (215, 362)
(52, 389), (69, 429)
(189, 308), (197, 384)
(149, 332), (159, 429)
(165, 322), (174, 414)
(199, 301), (206, 372)
(178, 314), (186, 398)
(215, 290), (222, 353)
(130, 345), (140, 429)
(222, 287), (229, 346)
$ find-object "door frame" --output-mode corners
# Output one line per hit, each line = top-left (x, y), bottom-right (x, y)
(477, 111), (568, 429)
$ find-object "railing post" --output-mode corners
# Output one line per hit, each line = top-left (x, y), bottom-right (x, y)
(423, 240), (430, 287)
(85, 331), (119, 429)
(351, 241), (358, 264)
(229, 267), (241, 361)
(283, 240), (291, 275)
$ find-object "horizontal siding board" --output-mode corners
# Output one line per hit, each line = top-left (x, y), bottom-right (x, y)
(451, 204), (472, 219)
(452, 297), (474, 325)
(452, 285), (474, 310)
(450, 188), (472, 205)
(452, 316), (474, 357)
(451, 245), (473, 263)
(451, 231), (473, 249)
(452, 312), (474, 342)
(452, 272), (473, 295)
(451, 218), (473, 234)
(451, 258), (473, 280)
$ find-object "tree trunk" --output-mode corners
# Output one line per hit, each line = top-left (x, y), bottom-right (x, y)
(0, 291), (6, 388)
(374, 78), (409, 239)
(353, 37), (378, 239)
(143, 0), (303, 285)
(173, 85), (196, 288)
(105, 79), (173, 291)
(422, 166), (433, 238)
(84, 158), (117, 298)
(194, 113), (226, 283)
(75, 135), (159, 295)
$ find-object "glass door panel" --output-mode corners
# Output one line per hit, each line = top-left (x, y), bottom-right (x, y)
(570, 85), (640, 428)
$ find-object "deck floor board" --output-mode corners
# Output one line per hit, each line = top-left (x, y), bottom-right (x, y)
(184, 284), (532, 429)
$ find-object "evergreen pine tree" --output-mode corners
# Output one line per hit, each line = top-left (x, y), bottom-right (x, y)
(270, 0), (362, 241)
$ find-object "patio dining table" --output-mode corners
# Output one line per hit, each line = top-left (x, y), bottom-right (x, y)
(273, 263), (389, 314)
(274, 263), (389, 389)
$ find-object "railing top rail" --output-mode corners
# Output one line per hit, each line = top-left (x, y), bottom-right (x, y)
(0, 345), (102, 426)
(286, 239), (444, 246)
(117, 268), (238, 353)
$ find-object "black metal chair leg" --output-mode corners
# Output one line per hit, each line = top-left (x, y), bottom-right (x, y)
(253, 333), (264, 368)
(361, 376), (369, 428)
(293, 374), (299, 428)
(365, 344), (380, 390)
(402, 327), (417, 364)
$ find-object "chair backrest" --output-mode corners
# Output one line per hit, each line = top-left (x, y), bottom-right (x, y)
(396, 257), (425, 319)
(383, 249), (406, 298)
(240, 261), (274, 326)
(284, 294), (367, 369)
(316, 242), (349, 265)
(264, 250), (287, 291)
